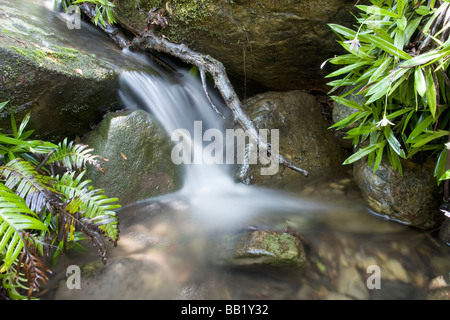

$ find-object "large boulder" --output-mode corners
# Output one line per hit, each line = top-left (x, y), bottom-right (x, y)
(237, 90), (348, 188)
(353, 157), (443, 229)
(0, 0), (124, 141)
(114, 0), (361, 92)
(82, 109), (181, 206)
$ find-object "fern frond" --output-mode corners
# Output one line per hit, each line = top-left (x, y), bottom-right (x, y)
(0, 266), (32, 300)
(46, 138), (106, 173)
(0, 183), (48, 273)
(54, 171), (120, 245)
(0, 159), (62, 214)
(16, 235), (51, 299)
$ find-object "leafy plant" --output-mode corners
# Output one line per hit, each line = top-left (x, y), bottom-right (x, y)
(325, 0), (450, 185)
(55, 0), (117, 26)
(0, 104), (120, 299)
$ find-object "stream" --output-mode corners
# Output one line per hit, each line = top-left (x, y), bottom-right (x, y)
(11, 0), (450, 300)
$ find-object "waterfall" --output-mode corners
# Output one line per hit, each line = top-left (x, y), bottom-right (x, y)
(117, 63), (330, 230)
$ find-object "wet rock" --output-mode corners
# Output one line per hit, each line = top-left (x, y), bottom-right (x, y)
(214, 229), (306, 269)
(0, 0), (124, 141)
(439, 217), (450, 245)
(427, 287), (450, 300)
(381, 259), (410, 283)
(114, 0), (360, 92)
(237, 90), (347, 188)
(53, 256), (183, 300)
(426, 275), (450, 300)
(331, 86), (364, 149)
(370, 281), (423, 300)
(353, 157), (443, 229)
(83, 109), (181, 206)
(324, 292), (353, 300)
(336, 266), (369, 300)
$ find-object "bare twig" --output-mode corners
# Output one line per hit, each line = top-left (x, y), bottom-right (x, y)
(134, 32), (309, 176)
(36, 149), (56, 172)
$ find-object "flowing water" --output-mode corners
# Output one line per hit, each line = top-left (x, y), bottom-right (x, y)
(12, 0), (450, 300)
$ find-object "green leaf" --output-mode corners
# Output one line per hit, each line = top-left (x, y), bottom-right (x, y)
(0, 183), (48, 273)
(384, 125), (406, 158)
(330, 95), (364, 111)
(396, 0), (406, 16)
(414, 68), (427, 97)
(396, 15), (407, 31)
(369, 55), (393, 83)
(411, 130), (448, 148)
(435, 147), (447, 183)
(359, 34), (411, 60)
(0, 101), (8, 112)
(343, 141), (386, 165)
(326, 61), (370, 78)
(407, 113), (434, 143)
(373, 144), (384, 172)
(328, 24), (357, 39)
(415, 6), (431, 16)
(425, 68), (437, 118)
(356, 5), (400, 18)
(399, 50), (443, 68)
(439, 169), (450, 181)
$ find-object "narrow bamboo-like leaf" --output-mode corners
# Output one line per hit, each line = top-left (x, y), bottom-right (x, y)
(0, 101), (8, 111)
(396, 16), (407, 31)
(435, 147), (448, 183)
(366, 68), (409, 104)
(425, 68), (437, 118)
(328, 24), (358, 38)
(343, 141), (386, 165)
(399, 50), (443, 68)
(404, 17), (422, 45)
(356, 5), (400, 18)
(369, 56), (393, 83)
(414, 68), (427, 97)
(360, 34), (411, 60)
(330, 96), (364, 111)
(411, 130), (449, 148)
(439, 169), (450, 181)
(384, 125), (406, 158)
(396, 0), (406, 16)
(407, 114), (434, 142)
(326, 61), (370, 78)
(373, 144), (384, 172)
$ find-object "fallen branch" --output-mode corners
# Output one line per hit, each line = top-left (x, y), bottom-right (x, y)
(79, 4), (309, 177)
(135, 32), (309, 177)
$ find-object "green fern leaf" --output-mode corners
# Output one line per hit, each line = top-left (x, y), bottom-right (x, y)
(0, 183), (47, 273)
(0, 159), (62, 214)
(54, 171), (120, 244)
(46, 138), (106, 173)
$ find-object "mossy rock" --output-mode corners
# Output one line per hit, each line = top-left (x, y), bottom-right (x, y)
(83, 109), (181, 206)
(0, 0), (123, 141)
(213, 229), (306, 269)
(237, 90), (347, 189)
(114, 0), (361, 92)
(353, 157), (443, 229)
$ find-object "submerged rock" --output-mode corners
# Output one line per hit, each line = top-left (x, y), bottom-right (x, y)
(82, 109), (181, 206)
(353, 157), (443, 229)
(0, 0), (123, 141)
(114, 0), (359, 92)
(214, 229), (306, 269)
(440, 218), (450, 245)
(336, 266), (369, 300)
(237, 90), (347, 188)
